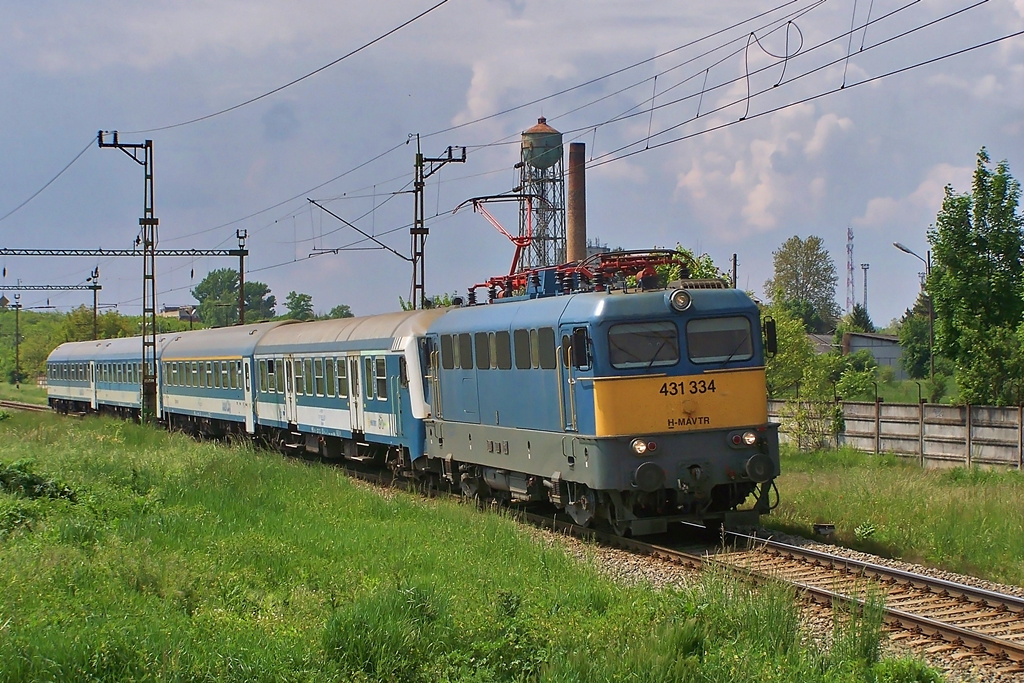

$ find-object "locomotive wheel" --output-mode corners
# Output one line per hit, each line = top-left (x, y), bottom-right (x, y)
(565, 488), (597, 527)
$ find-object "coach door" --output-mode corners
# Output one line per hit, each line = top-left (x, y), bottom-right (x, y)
(242, 359), (255, 433)
(348, 354), (365, 433)
(284, 355), (298, 425)
(89, 361), (97, 410)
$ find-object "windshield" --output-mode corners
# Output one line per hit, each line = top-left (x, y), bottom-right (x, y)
(608, 321), (679, 369)
(686, 316), (753, 363)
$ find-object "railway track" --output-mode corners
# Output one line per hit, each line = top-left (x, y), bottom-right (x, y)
(721, 535), (1024, 671)
(519, 511), (1024, 676)
(0, 399), (50, 413)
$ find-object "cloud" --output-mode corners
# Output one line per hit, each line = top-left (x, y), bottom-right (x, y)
(853, 163), (972, 228)
(804, 113), (853, 157)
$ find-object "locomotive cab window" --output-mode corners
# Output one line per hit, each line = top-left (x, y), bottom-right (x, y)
(608, 321), (679, 369)
(686, 316), (753, 363)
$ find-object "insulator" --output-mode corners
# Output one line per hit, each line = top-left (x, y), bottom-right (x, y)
(531, 273), (540, 289)
(488, 284), (497, 302)
(504, 277), (513, 298)
(468, 289), (477, 306)
(554, 271), (563, 290)
(594, 271), (606, 292)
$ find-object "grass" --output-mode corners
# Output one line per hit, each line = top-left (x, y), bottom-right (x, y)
(0, 381), (47, 405)
(0, 412), (940, 682)
(766, 446), (1024, 587)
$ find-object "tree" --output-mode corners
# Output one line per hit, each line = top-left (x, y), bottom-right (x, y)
(833, 303), (875, 347)
(657, 244), (730, 284)
(323, 304), (354, 319)
(928, 148), (1024, 404)
(244, 281), (277, 321)
(764, 235), (840, 333)
(284, 291), (314, 320)
(191, 268), (275, 327)
(898, 293), (931, 380)
(763, 300), (814, 396)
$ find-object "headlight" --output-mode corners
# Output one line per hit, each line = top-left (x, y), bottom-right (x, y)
(630, 438), (648, 455)
(742, 431), (759, 446)
(668, 289), (692, 312)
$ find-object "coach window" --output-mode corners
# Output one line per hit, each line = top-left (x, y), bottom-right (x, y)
(214, 362), (222, 389)
(513, 329), (531, 369)
(686, 316), (753, 364)
(263, 360), (273, 392)
(222, 362), (230, 389)
(275, 360), (285, 393)
(207, 361), (214, 388)
(325, 358), (336, 397)
(337, 359), (349, 398)
(314, 358), (326, 396)
(259, 360), (269, 393)
(399, 357), (408, 387)
(302, 358), (313, 396)
(229, 361), (238, 390)
(364, 357), (375, 399)
(293, 360), (304, 395)
(474, 332), (490, 370)
(375, 358), (388, 399)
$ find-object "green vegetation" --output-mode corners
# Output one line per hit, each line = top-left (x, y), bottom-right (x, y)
(0, 382), (47, 405)
(767, 446), (1024, 587)
(0, 413), (936, 682)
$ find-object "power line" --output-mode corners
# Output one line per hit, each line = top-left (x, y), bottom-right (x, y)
(122, 1), (453, 135)
(0, 136), (95, 225)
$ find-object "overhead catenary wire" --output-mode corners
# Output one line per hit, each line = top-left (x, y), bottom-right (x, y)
(120, 0), (453, 135)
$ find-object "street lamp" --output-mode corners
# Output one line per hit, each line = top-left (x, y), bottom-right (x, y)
(893, 242), (933, 379)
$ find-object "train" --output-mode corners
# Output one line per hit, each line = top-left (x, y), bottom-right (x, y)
(45, 250), (780, 535)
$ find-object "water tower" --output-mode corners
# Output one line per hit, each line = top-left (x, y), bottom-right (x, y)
(519, 117), (565, 268)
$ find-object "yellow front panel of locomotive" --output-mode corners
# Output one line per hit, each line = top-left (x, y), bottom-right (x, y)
(592, 367), (769, 437)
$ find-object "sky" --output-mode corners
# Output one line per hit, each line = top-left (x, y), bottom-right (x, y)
(1, 0), (1022, 329)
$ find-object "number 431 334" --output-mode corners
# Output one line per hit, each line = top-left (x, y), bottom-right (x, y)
(659, 379), (716, 396)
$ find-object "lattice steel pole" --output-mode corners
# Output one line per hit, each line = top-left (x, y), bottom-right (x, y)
(99, 131), (158, 422)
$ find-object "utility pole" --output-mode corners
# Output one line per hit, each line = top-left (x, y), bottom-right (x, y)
(860, 263), (869, 313)
(13, 291), (21, 388)
(98, 131), (158, 422)
(731, 253), (738, 288)
(87, 268), (100, 339)
(237, 230), (247, 324)
(412, 135), (465, 309)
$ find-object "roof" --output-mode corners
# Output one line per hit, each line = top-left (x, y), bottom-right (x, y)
(47, 335), (160, 363)
(255, 309), (450, 354)
(160, 321), (297, 360)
